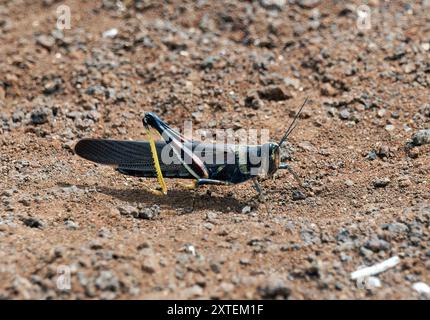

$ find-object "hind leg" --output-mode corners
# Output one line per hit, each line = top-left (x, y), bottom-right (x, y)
(196, 179), (231, 186)
(279, 163), (303, 187)
(181, 179), (229, 190)
(181, 178), (231, 189)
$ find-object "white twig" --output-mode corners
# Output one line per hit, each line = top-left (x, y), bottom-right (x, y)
(351, 256), (400, 280)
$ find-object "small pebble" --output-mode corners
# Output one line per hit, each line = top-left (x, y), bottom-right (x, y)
(345, 180), (354, 187)
(203, 222), (214, 230)
(373, 177), (390, 188)
(292, 190), (306, 201)
(30, 109), (49, 125)
(366, 276), (381, 289)
(339, 109), (350, 120)
(64, 220), (78, 230)
(365, 238), (390, 252)
(36, 34), (55, 49)
(257, 277), (291, 299)
(241, 206), (252, 214)
(385, 124), (395, 131)
(257, 85), (291, 101)
(367, 150), (377, 161)
(411, 129), (430, 147)
(397, 176), (411, 188)
(102, 28), (118, 38)
(141, 257), (157, 274)
(412, 282), (430, 295)
(22, 217), (44, 229)
(138, 205), (160, 220)
(206, 211), (218, 221)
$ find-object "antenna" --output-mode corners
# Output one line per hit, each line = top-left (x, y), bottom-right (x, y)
(276, 97), (308, 149)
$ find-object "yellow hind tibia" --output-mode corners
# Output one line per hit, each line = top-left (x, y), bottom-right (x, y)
(145, 127), (167, 195)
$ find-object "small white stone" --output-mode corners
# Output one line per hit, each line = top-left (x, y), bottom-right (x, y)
(102, 28), (118, 38)
(183, 285), (203, 297)
(345, 179), (354, 187)
(421, 42), (430, 51)
(377, 109), (386, 118)
(242, 206), (252, 214)
(366, 276), (381, 289)
(259, 0), (287, 10)
(185, 244), (196, 256)
(412, 282), (430, 295)
(385, 124), (395, 131)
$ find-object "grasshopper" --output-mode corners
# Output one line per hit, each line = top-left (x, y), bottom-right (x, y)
(74, 98), (307, 195)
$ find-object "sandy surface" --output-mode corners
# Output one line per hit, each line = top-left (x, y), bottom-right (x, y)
(0, 0), (429, 299)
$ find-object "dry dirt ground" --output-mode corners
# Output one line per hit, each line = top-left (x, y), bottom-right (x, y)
(0, 0), (429, 299)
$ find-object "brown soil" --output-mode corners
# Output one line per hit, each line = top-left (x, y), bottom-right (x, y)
(0, 0), (429, 299)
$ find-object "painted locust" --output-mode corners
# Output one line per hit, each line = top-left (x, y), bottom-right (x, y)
(74, 99), (307, 195)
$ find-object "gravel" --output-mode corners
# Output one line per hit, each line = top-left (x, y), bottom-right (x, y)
(141, 257), (157, 274)
(64, 220), (79, 230)
(410, 129), (430, 147)
(210, 262), (222, 274)
(292, 190), (306, 201)
(259, 0), (286, 11)
(241, 206), (252, 214)
(383, 222), (409, 234)
(412, 282), (430, 295)
(373, 178), (391, 188)
(206, 211), (218, 222)
(30, 109), (50, 125)
(117, 205), (138, 216)
(297, 0), (320, 9)
(138, 205), (160, 220)
(95, 271), (120, 292)
(300, 228), (320, 246)
(102, 28), (118, 39)
(365, 238), (391, 252)
(21, 217), (44, 229)
(257, 86), (291, 101)
(366, 277), (382, 289)
(117, 204), (160, 219)
(35, 34), (55, 49)
(339, 109), (350, 120)
(257, 277), (291, 299)
(244, 91), (263, 109)
(203, 222), (214, 230)
(200, 56), (217, 70)
(367, 150), (377, 161)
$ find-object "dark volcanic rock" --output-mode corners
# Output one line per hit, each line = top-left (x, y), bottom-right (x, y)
(292, 190), (306, 201)
(30, 109), (50, 125)
(244, 91), (263, 109)
(373, 177), (390, 188)
(257, 86), (291, 101)
(22, 217), (44, 229)
(257, 277), (291, 299)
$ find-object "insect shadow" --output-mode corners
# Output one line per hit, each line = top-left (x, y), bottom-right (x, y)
(58, 182), (248, 214)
